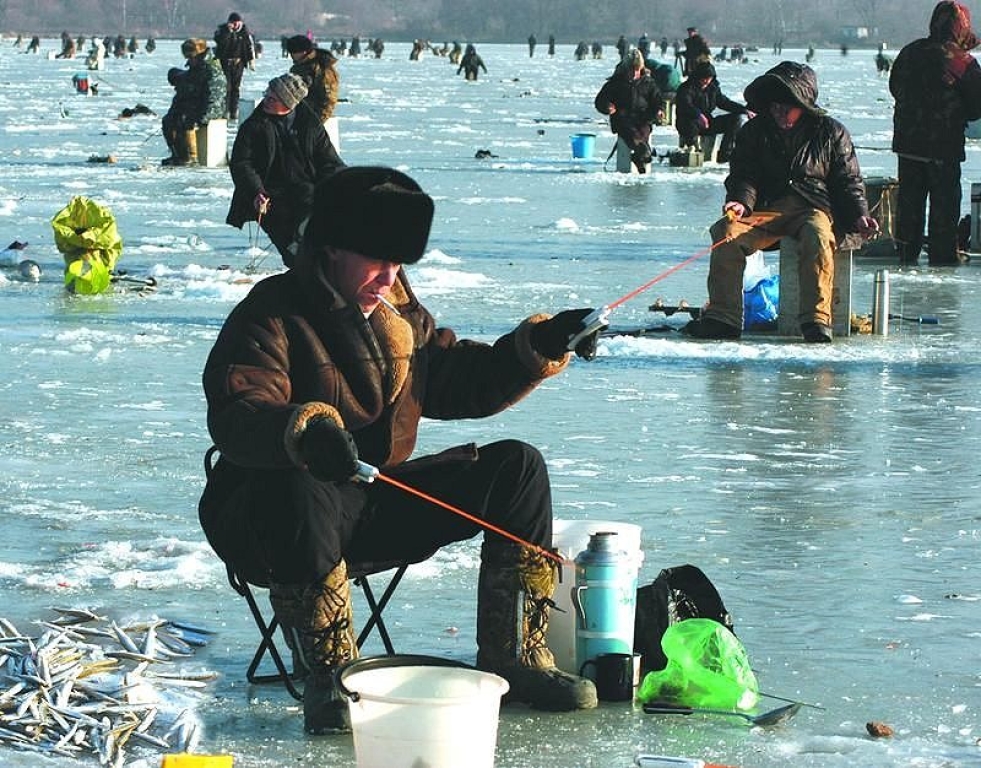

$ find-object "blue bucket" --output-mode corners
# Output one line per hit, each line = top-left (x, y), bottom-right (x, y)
(570, 132), (596, 159)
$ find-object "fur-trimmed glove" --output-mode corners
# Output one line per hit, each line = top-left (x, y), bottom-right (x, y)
(531, 308), (600, 361)
(299, 418), (360, 482)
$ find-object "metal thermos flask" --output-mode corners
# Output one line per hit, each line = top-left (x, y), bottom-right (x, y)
(572, 531), (638, 672)
(872, 269), (890, 336)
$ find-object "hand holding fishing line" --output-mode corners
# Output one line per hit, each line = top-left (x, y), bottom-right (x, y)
(532, 308), (608, 359)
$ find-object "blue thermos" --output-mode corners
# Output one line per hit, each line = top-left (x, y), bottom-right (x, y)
(572, 531), (639, 672)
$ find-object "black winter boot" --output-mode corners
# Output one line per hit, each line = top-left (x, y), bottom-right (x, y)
(476, 540), (597, 711)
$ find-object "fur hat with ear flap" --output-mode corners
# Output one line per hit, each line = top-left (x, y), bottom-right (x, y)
(305, 167), (434, 264)
(267, 73), (308, 111)
(286, 34), (315, 54)
(623, 48), (645, 70)
(181, 38), (208, 58)
(692, 60), (716, 80)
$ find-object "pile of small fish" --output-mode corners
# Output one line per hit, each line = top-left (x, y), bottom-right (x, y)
(0, 608), (217, 766)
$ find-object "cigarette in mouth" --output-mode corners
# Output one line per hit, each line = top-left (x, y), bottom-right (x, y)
(374, 293), (400, 315)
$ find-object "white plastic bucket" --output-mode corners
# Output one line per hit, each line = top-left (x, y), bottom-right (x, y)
(548, 520), (644, 675)
(337, 655), (509, 768)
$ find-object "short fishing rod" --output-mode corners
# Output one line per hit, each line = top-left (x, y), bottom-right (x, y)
(351, 460), (567, 566)
(565, 212), (775, 350)
(890, 313), (939, 324)
(245, 199), (274, 272)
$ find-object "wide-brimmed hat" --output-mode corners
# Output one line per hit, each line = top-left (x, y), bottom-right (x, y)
(305, 167), (434, 264)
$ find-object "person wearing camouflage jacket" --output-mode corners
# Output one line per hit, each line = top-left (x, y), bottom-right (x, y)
(160, 39), (226, 166)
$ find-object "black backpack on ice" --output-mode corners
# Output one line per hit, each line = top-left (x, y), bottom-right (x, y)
(633, 564), (736, 676)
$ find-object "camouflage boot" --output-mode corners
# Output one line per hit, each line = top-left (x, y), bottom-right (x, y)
(295, 560), (358, 735)
(476, 540), (597, 711)
(268, 582), (308, 681)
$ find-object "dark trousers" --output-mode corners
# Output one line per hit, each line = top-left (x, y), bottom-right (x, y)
(896, 155), (962, 265)
(615, 119), (653, 167)
(221, 58), (246, 119)
(161, 111), (193, 158)
(679, 112), (746, 162)
(259, 206), (302, 267)
(203, 439), (553, 585)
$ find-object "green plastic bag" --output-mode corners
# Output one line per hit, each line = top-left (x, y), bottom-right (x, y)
(51, 196), (123, 295)
(636, 618), (759, 710)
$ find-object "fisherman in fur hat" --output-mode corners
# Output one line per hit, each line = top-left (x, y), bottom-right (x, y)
(287, 34), (341, 122)
(200, 166), (605, 735)
(160, 39), (225, 166)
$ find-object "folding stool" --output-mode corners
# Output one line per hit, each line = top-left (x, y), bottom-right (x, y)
(227, 561), (411, 701)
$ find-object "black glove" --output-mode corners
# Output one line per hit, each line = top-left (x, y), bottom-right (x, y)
(299, 418), (360, 482)
(530, 308), (600, 361)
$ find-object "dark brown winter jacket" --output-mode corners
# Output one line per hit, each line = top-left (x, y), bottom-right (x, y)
(201, 247), (567, 477)
(290, 49), (340, 122)
(594, 66), (664, 133)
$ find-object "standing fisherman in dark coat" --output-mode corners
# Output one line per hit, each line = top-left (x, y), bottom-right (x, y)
(594, 49), (665, 173)
(225, 74), (345, 266)
(213, 11), (255, 120)
(457, 44), (487, 80)
(682, 26), (711, 76)
(890, 0), (981, 265)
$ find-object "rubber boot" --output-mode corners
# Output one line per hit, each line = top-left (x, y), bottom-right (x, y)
(183, 128), (198, 166)
(293, 560), (358, 734)
(161, 128), (182, 166)
(162, 129), (192, 166)
(476, 540), (597, 711)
